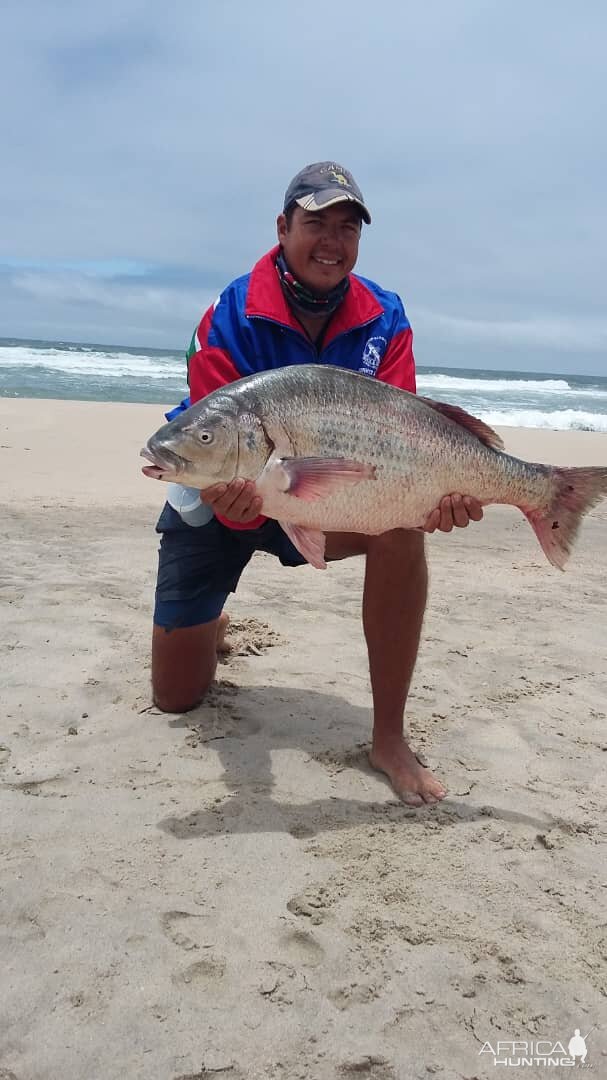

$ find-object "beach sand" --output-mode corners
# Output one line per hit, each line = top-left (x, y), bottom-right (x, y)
(1, 398), (606, 1079)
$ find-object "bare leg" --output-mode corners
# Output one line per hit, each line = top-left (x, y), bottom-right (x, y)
(152, 616), (226, 713)
(152, 531), (446, 803)
(326, 530), (446, 807)
(364, 530), (446, 806)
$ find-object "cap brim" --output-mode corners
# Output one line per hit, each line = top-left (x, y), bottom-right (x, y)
(294, 190), (371, 224)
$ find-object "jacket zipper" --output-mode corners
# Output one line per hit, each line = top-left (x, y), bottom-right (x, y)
(249, 313), (380, 362)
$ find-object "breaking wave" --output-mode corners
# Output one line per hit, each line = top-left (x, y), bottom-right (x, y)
(1, 338), (606, 430)
(0, 343), (183, 380)
(417, 373), (574, 395)
(479, 409), (607, 432)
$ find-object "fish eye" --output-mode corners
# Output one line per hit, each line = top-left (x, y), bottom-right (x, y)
(199, 431), (214, 444)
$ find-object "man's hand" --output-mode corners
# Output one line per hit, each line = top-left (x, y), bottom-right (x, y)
(423, 494), (484, 534)
(200, 478), (264, 524)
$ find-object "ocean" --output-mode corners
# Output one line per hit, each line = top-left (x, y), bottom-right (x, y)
(1, 336), (606, 432)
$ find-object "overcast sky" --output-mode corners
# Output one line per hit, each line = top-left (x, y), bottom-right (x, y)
(2, 0), (606, 374)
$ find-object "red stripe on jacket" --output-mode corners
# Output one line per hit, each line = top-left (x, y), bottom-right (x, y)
(376, 327), (416, 393)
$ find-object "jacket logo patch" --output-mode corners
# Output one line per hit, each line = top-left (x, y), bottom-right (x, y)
(359, 336), (387, 377)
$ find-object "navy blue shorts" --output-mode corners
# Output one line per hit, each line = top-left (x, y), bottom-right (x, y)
(153, 504), (307, 630)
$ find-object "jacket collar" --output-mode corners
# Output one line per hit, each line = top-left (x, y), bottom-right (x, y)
(245, 246), (384, 344)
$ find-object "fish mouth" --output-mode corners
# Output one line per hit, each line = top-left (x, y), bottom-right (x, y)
(140, 445), (185, 481)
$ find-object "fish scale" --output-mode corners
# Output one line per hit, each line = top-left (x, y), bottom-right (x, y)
(232, 369), (549, 531)
(142, 364), (607, 570)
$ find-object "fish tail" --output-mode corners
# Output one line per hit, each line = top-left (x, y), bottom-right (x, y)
(523, 466), (607, 570)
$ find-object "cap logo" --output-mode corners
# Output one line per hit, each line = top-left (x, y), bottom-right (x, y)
(329, 168), (349, 186)
(318, 163), (351, 187)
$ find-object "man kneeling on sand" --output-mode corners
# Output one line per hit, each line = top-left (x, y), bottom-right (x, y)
(151, 161), (483, 807)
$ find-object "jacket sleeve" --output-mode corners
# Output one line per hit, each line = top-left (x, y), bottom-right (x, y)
(187, 303), (243, 405)
(375, 298), (417, 393)
(187, 302), (267, 531)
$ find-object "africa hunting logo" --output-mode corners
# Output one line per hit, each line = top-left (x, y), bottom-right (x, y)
(478, 1028), (593, 1068)
(359, 336), (387, 377)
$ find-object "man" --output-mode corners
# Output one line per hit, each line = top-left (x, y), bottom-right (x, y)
(152, 161), (483, 807)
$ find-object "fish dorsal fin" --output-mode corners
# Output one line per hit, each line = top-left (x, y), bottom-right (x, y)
(417, 397), (504, 451)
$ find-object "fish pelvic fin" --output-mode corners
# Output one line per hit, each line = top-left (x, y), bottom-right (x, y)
(418, 398), (505, 451)
(279, 521), (327, 570)
(523, 466), (607, 570)
(273, 456), (375, 502)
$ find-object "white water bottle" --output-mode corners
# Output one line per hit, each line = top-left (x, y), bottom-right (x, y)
(166, 484), (214, 527)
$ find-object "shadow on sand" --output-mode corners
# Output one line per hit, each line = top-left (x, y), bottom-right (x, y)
(156, 684), (553, 840)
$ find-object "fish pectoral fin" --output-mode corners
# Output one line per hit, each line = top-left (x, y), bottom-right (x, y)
(277, 456), (375, 502)
(279, 521), (327, 570)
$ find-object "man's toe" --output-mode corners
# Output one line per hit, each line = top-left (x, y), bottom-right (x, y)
(399, 789), (424, 808)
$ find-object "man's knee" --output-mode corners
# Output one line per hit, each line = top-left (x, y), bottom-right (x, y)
(368, 528), (426, 566)
(151, 622), (219, 714)
(152, 682), (212, 714)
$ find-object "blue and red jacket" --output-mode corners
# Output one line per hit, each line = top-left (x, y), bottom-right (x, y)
(182, 246), (417, 528)
(186, 245), (416, 402)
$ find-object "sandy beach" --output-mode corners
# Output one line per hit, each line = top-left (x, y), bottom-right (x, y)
(1, 397), (606, 1080)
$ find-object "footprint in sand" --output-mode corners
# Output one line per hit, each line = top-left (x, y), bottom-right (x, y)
(286, 888), (331, 925)
(171, 956), (226, 986)
(160, 910), (214, 952)
(278, 928), (325, 967)
(256, 961), (309, 1006)
(328, 982), (381, 1011)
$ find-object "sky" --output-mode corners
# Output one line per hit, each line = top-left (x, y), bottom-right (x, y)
(2, 0), (606, 375)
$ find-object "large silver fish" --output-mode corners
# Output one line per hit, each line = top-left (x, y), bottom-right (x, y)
(141, 365), (607, 570)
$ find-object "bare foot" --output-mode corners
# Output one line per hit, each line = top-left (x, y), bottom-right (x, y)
(216, 612), (231, 654)
(369, 738), (447, 807)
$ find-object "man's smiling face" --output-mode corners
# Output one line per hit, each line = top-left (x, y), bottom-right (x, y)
(277, 203), (362, 294)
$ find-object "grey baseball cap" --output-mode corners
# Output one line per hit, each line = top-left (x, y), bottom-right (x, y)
(283, 161), (371, 224)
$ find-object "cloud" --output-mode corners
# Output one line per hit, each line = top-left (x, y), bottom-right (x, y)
(0, 264), (215, 347)
(12, 269), (210, 321)
(414, 310), (607, 353)
(1, 1), (606, 371)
